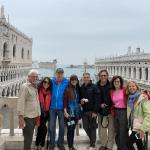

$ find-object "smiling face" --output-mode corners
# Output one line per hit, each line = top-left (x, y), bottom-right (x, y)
(71, 79), (78, 86)
(56, 72), (64, 81)
(128, 81), (138, 94)
(28, 72), (39, 85)
(83, 73), (91, 85)
(43, 78), (50, 89)
(99, 71), (108, 84)
(113, 78), (121, 89)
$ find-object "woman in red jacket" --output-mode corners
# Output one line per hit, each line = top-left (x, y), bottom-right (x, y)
(35, 77), (52, 150)
(110, 76), (128, 150)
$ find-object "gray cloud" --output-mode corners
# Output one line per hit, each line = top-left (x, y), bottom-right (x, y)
(1, 0), (150, 64)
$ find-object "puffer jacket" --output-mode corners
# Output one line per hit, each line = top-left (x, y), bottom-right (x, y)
(127, 94), (150, 132)
(50, 77), (69, 110)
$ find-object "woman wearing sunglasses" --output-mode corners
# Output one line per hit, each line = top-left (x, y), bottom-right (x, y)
(35, 77), (52, 150)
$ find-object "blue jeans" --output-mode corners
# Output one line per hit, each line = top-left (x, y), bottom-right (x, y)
(50, 109), (64, 145)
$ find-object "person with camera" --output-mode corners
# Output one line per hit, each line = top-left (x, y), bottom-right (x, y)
(94, 70), (115, 150)
(80, 72), (97, 150)
(63, 75), (80, 150)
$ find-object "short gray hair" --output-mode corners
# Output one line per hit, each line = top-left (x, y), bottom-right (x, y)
(28, 69), (39, 76)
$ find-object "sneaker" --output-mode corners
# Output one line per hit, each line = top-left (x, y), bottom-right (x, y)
(99, 146), (107, 150)
(57, 144), (65, 150)
(87, 145), (90, 149)
(48, 144), (55, 150)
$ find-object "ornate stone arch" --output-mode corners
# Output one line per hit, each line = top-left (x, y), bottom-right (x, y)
(3, 42), (8, 58)
(2, 88), (6, 97)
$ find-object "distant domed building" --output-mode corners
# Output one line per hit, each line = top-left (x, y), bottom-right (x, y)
(0, 6), (32, 97)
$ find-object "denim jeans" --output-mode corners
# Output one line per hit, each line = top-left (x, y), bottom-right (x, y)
(49, 109), (64, 145)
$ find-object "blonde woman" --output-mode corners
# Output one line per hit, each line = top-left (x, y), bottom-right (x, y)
(126, 81), (150, 150)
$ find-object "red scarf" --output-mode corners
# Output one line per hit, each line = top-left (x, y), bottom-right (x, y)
(39, 87), (51, 112)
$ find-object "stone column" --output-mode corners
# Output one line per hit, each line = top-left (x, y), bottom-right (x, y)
(141, 67), (146, 81)
(115, 67), (117, 75)
(126, 67), (129, 79)
(122, 67), (124, 77)
(111, 67), (114, 75)
(148, 68), (150, 83)
(131, 67), (134, 79)
(136, 67), (139, 80)
(118, 67), (120, 76)
(10, 108), (14, 136)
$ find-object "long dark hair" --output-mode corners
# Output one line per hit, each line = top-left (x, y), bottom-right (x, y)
(111, 75), (124, 90)
(66, 75), (80, 100)
(38, 77), (52, 92)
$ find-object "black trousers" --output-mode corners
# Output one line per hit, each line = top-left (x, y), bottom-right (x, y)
(114, 108), (128, 150)
(23, 118), (36, 150)
(67, 124), (76, 148)
(36, 112), (49, 147)
(82, 112), (97, 147)
(128, 131), (144, 150)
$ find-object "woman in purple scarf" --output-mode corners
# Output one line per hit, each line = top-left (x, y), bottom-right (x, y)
(126, 81), (150, 150)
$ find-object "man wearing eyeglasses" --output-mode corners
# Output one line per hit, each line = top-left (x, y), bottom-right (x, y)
(17, 69), (41, 150)
(94, 70), (115, 150)
(80, 72), (97, 150)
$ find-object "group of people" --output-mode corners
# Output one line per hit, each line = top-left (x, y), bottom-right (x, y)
(17, 68), (150, 150)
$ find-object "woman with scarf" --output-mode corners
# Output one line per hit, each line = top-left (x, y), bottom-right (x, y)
(127, 81), (150, 150)
(110, 76), (128, 150)
(63, 75), (80, 150)
(35, 77), (52, 150)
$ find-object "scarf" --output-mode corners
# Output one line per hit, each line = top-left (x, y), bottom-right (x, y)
(128, 91), (140, 128)
(68, 87), (79, 115)
(39, 86), (51, 112)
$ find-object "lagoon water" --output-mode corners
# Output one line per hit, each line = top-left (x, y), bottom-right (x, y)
(37, 67), (96, 79)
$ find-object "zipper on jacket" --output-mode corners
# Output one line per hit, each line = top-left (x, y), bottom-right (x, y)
(56, 85), (60, 109)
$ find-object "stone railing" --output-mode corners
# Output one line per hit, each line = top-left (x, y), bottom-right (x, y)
(0, 97), (18, 136)
(0, 97), (82, 137)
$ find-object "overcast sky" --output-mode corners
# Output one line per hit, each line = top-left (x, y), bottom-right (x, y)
(0, 0), (150, 65)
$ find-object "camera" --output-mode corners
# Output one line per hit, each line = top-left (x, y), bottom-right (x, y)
(101, 106), (110, 116)
(83, 98), (88, 103)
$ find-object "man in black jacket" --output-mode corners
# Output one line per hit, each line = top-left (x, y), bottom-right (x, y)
(94, 70), (115, 150)
(80, 72), (97, 150)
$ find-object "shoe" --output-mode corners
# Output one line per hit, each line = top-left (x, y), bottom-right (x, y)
(69, 147), (77, 150)
(89, 147), (96, 150)
(106, 149), (112, 150)
(48, 144), (55, 150)
(87, 145), (90, 149)
(57, 144), (65, 150)
(41, 146), (45, 150)
(35, 146), (40, 150)
(99, 146), (107, 150)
